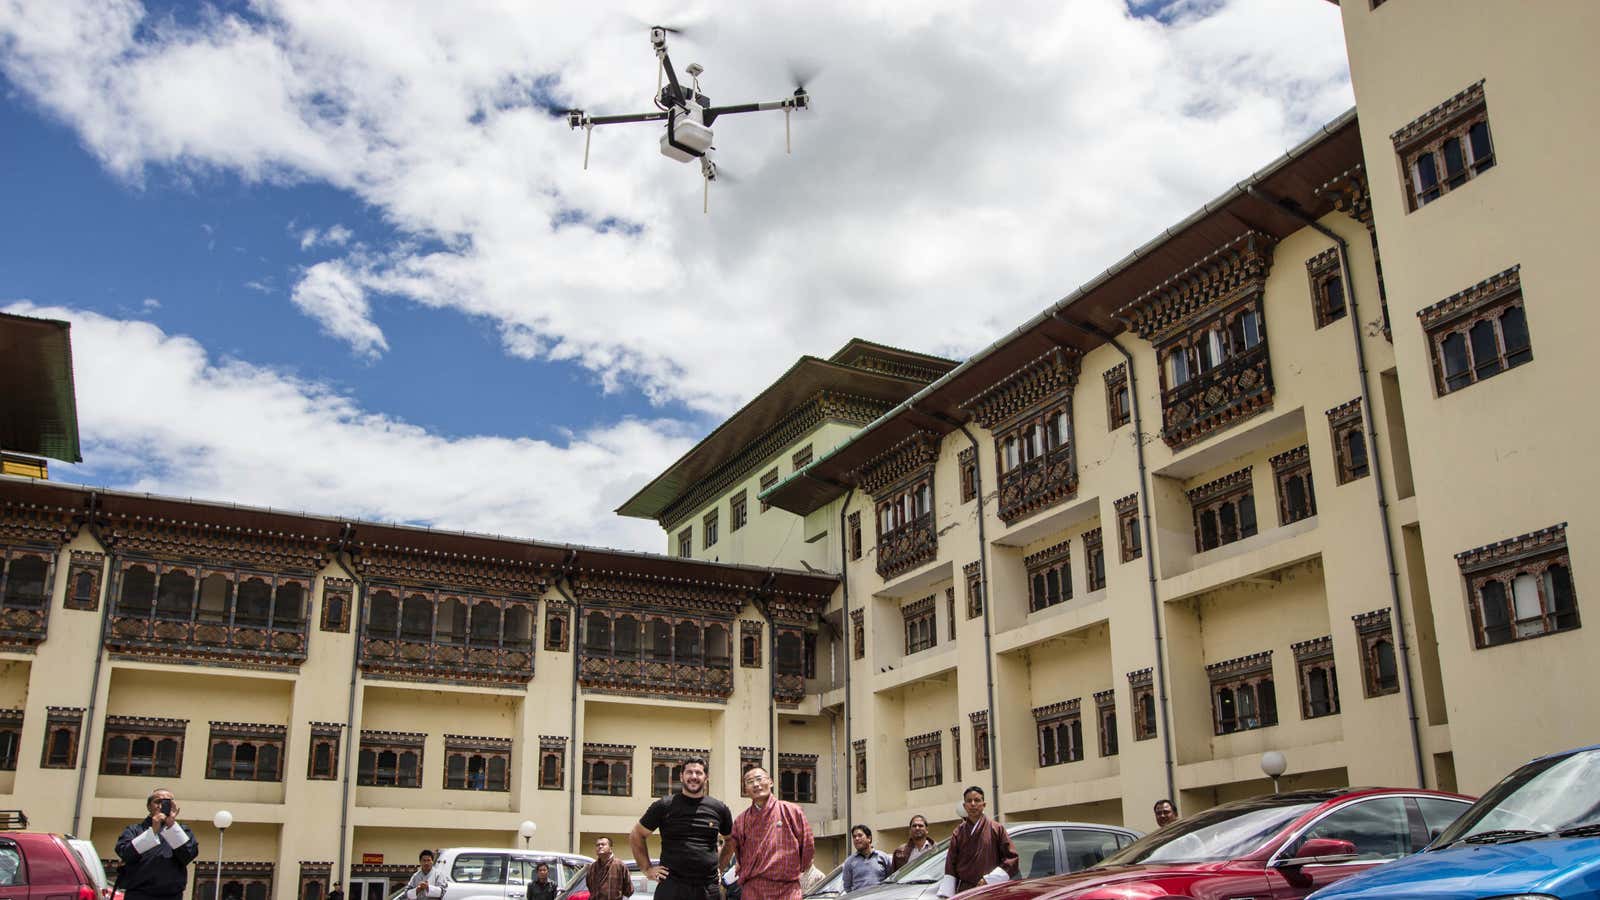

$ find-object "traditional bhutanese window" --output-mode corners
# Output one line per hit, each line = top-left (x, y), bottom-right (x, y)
(859, 432), (941, 579)
(357, 731), (423, 788)
(539, 736), (568, 790)
(951, 725), (961, 781)
(963, 561), (983, 619)
(902, 595), (936, 655)
(779, 752), (817, 803)
(1326, 401), (1369, 485)
(545, 601), (570, 651)
(969, 711), (990, 771)
(321, 578), (352, 633)
(299, 863), (331, 900)
(1032, 699), (1083, 767)
(958, 447), (978, 503)
(792, 445), (813, 470)
(1270, 445), (1317, 525)
(1419, 265), (1531, 396)
(1083, 528), (1106, 592)
(946, 587), (957, 642)
(1115, 494), (1142, 563)
(1392, 80), (1495, 212)
(582, 743), (633, 796)
(1094, 690), (1117, 757)
(702, 509), (719, 549)
(759, 469), (779, 512)
(651, 747), (710, 798)
(444, 735), (512, 792)
(852, 740), (866, 793)
(1352, 609), (1401, 697)
(1457, 523), (1580, 649)
(307, 723), (342, 780)
(848, 512), (862, 561)
(1305, 248), (1347, 329)
(0, 546), (51, 611)
(677, 528), (692, 558)
(740, 746), (765, 794)
(905, 731), (941, 790)
(1291, 636), (1340, 720)
(1104, 363), (1130, 430)
(850, 609), (864, 659)
(0, 709), (21, 771)
(1025, 541), (1072, 612)
(1206, 652), (1278, 735)
(960, 347), (1081, 525)
(1188, 468), (1257, 553)
(100, 714), (183, 776)
(740, 619), (763, 668)
(730, 491), (748, 533)
(1129, 669), (1156, 741)
(64, 549), (104, 612)
(208, 722), (286, 782)
(193, 862), (274, 900)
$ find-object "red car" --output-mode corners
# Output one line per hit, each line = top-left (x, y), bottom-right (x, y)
(0, 825), (107, 900)
(956, 788), (1473, 900)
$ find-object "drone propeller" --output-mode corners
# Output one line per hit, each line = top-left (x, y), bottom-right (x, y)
(786, 60), (822, 94)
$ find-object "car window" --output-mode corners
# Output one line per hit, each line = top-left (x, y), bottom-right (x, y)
(891, 839), (950, 883)
(1013, 830), (1057, 880)
(1294, 797), (1414, 862)
(1059, 829), (1122, 872)
(68, 838), (108, 890)
(453, 854), (508, 884)
(506, 858), (527, 886)
(1101, 800), (1323, 866)
(1438, 748), (1600, 845)
(0, 846), (22, 887)
(1414, 798), (1471, 843)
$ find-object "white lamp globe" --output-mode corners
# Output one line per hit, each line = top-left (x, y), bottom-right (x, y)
(1260, 751), (1288, 779)
(518, 821), (537, 840)
(213, 810), (234, 830)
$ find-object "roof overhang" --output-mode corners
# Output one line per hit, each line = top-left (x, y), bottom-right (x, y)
(0, 312), (82, 463)
(764, 109), (1364, 516)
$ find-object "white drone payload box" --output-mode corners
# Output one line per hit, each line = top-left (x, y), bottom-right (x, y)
(660, 107), (714, 162)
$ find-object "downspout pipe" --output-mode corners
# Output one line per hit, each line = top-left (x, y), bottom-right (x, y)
(754, 573), (779, 767)
(334, 523), (364, 884)
(551, 550), (581, 853)
(1048, 316), (1177, 808)
(837, 486), (856, 831)
(922, 408), (1001, 816)
(72, 491), (111, 835)
(1242, 186), (1427, 790)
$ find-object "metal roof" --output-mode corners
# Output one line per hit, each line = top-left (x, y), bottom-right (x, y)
(0, 312), (82, 463)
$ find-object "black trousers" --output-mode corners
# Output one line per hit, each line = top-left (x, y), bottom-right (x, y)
(654, 877), (720, 900)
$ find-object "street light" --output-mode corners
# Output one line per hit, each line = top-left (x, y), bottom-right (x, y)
(518, 821), (537, 850)
(212, 810), (234, 900)
(1261, 751), (1287, 794)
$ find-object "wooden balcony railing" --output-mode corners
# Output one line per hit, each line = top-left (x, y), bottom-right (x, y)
(876, 513), (937, 580)
(996, 443), (1077, 524)
(106, 610), (307, 668)
(0, 600), (49, 649)
(1161, 343), (1274, 450)
(361, 637), (534, 687)
(578, 653), (734, 701)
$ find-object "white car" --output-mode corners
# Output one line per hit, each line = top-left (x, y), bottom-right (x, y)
(387, 849), (594, 900)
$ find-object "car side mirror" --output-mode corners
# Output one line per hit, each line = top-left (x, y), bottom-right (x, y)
(1276, 838), (1360, 867)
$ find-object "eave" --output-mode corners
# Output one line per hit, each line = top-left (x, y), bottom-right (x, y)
(0, 312), (82, 463)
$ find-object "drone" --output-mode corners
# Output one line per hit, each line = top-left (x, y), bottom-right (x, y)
(565, 27), (811, 211)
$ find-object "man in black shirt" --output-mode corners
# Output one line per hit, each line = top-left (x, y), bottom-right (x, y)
(630, 757), (733, 900)
(527, 862), (558, 900)
(114, 788), (199, 900)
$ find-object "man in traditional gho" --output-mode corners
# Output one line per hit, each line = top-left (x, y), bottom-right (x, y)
(719, 767), (814, 900)
(937, 787), (1018, 897)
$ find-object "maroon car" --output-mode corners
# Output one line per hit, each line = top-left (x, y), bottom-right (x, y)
(955, 788), (1472, 900)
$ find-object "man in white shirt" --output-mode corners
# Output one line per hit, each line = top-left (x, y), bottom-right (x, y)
(405, 851), (447, 900)
(114, 788), (199, 900)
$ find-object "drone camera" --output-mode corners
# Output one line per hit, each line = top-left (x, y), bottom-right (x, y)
(566, 110), (585, 129)
(686, 63), (704, 78)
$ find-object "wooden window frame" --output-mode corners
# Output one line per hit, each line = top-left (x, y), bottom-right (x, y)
(444, 735), (512, 792)
(1305, 248), (1348, 329)
(730, 491), (748, 533)
(792, 445), (813, 470)
(1325, 400), (1369, 485)
(1352, 609), (1401, 697)
(963, 561), (983, 620)
(902, 595), (936, 655)
(1025, 541), (1072, 613)
(99, 714), (184, 776)
(1083, 528), (1106, 592)
(307, 723), (342, 780)
(1419, 266), (1532, 397)
(740, 619), (763, 668)
(1129, 669), (1157, 741)
(0, 545), (53, 612)
(991, 394), (1077, 523)
(545, 602), (570, 652)
(1115, 494), (1142, 563)
(1104, 364), (1131, 430)
(1291, 636), (1340, 720)
(1032, 699), (1083, 767)
(1270, 445), (1317, 525)
(951, 725), (961, 781)
(778, 752), (817, 803)
(1094, 690), (1117, 758)
(1153, 292), (1272, 450)
(958, 447), (978, 503)
(356, 731), (424, 788)
(905, 732), (942, 791)
(1188, 468), (1257, 553)
(299, 863), (331, 900)
(1206, 652), (1278, 736)
(320, 578), (352, 633)
(1458, 523), (1581, 649)
(649, 747), (710, 799)
(581, 742), (634, 796)
(538, 736), (568, 791)
(853, 740), (866, 793)
(946, 587), (957, 642)
(850, 609), (864, 660)
(702, 510), (719, 549)
(1392, 80), (1495, 212)
(193, 862), (274, 900)
(873, 475), (935, 577)
(803, 631), (817, 679)
(64, 550), (105, 612)
(759, 469), (779, 512)
(848, 512), (862, 561)
(969, 711), (990, 771)
(207, 722), (287, 782)
(0, 709), (21, 771)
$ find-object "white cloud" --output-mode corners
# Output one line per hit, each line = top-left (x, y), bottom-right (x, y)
(4, 301), (688, 551)
(141, 297), (161, 310)
(289, 260), (388, 358)
(0, 0), (1353, 417)
(298, 223), (353, 251)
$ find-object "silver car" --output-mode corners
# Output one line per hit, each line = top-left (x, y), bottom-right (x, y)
(841, 822), (1139, 900)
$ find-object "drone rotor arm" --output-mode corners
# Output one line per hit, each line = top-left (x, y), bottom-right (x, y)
(700, 94), (808, 125)
(585, 111), (672, 126)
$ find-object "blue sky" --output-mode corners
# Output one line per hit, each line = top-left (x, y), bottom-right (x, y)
(0, 0), (1351, 550)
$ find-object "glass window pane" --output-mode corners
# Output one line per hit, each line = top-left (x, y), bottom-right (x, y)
(1297, 797), (1415, 860)
(1415, 152), (1440, 203)
(1060, 829), (1122, 872)
(1469, 122), (1495, 171)
(1479, 581), (1511, 645)
(1470, 320), (1502, 378)
(1441, 333), (1471, 390)
(1442, 137), (1466, 184)
(1012, 829), (1059, 879)
(1500, 305), (1531, 365)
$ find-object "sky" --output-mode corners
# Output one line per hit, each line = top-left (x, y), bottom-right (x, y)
(0, 0), (1354, 554)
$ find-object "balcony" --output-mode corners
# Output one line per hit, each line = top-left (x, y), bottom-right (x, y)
(1162, 343), (1273, 450)
(361, 637), (533, 687)
(106, 611), (307, 669)
(997, 444), (1077, 524)
(876, 513), (937, 580)
(579, 652), (734, 702)
(0, 599), (48, 649)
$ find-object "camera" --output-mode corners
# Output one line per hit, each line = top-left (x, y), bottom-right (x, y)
(160, 799), (173, 815)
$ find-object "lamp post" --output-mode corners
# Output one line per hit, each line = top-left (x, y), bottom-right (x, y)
(1261, 751), (1287, 794)
(212, 810), (234, 900)
(518, 821), (537, 850)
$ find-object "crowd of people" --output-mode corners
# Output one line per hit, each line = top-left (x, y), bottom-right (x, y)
(112, 777), (1181, 900)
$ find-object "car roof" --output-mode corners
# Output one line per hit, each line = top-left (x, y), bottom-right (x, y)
(1532, 743), (1600, 762)
(439, 848), (592, 860)
(1002, 820), (1140, 833)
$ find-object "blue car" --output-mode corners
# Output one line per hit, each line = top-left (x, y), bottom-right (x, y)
(1308, 744), (1600, 900)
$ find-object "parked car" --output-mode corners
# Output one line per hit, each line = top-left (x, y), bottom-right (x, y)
(409, 848), (592, 900)
(802, 864), (843, 900)
(1307, 745), (1600, 900)
(555, 859), (658, 900)
(949, 788), (1472, 900)
(843, 821), (1140, 900)
(0, 820), (108, 900)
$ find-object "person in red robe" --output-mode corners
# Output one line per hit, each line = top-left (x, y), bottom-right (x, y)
(939, 786), (1019, 896)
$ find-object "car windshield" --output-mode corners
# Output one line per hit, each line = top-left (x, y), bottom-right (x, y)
(1097, 800), (1324, 866)
(891, 839), (952, 883)
(805, 865), (844, 896)
(1435, 747), (1600, 845)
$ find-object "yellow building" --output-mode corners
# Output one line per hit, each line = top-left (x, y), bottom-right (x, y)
(0, 3), (1594, 899)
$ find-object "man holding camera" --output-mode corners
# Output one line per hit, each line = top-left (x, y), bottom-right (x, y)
(115, 789), (199, 900)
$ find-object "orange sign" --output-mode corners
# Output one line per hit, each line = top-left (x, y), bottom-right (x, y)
(362, 854), (384, 865)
